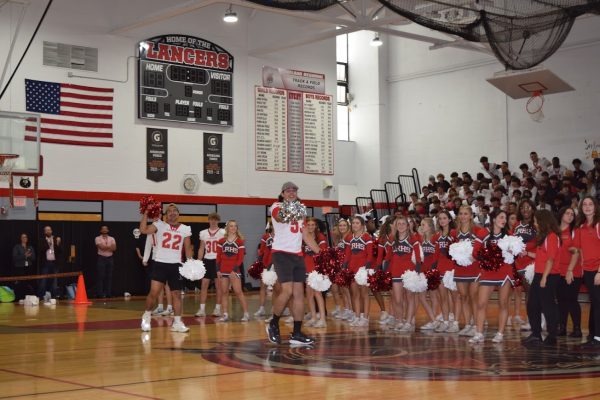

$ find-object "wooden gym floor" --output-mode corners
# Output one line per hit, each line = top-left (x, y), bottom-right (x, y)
(0, 292), (599, 400)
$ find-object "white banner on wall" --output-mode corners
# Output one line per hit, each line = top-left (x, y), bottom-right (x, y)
(262, 66), (325, 94)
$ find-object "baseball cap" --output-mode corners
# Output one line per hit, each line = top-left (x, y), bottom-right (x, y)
(281, 181), (298, 192)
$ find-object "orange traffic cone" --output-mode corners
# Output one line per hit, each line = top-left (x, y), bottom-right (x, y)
(73, 274), (92, 305)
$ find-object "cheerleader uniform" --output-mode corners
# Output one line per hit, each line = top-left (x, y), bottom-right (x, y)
(374, 234), (391, 269)
(385, 234), (422, 282)
(557, 227), (582, 335)
(513, 222), (536, 273)
(258, 232), (274, 268)
(344, 233), (373, 273)
(216, 237), (245, 277)
(432, 232), (455, 275)
(303, 233), (328, 273)
(420, 236), (436, 272)
(451, 227), (487, 282)
(478, 230), (515, 286)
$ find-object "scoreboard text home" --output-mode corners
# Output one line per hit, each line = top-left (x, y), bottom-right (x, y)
(138, 35), (234, 126)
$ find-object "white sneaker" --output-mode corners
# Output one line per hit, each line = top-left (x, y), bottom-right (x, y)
(468, 332), (484, 344)
(379, 311), (389, 322)
(195, 308), (206, 317)
(151, 306), (164, 315)
(521, 322), (531, 331)
(254, 307), (266, 317)
(435, 313), (443, 322)
(313, 320), (327, 328)
(171, 321), (189, 333)
(141, 314), (151, 332)
(212, 308), (222, 317)
(449, 313), (455, 322)
(218, 314), (229, 322)
(435, 321), (449, 333)
(385, 316), (397, 326)
(513, 315), (525, 324)
(394, 320), (405, 331)
(241, 313), (250, 322)
(492, 332), (504, 343)
(357, 317), (369, 327)
(506, 316), (512, 326)
(458, 324), (473, 336)
(304, 312), (312, 321)
(331, 308), (341, 318)
(349, 317), (360, 327)
(160, 308), (174, 316)
(264, 316), (273, 323)
(446, 321), (460, 333)
(467, 325), (478, 337)
(305, 319), (316, 327)
(420, 320), (438, 331)
(284, 316), (294, 324)
(343, 311), (355, 322)
(541, 314), (547, 332)
(398, 322), (415, 333)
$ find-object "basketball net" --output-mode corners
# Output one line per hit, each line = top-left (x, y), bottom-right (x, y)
(0, 154), (18, 208)
(526, 90), (545, 123)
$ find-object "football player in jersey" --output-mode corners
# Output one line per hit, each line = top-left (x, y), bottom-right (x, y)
(266, 182), (321, 345)
(195, 212), (225, 317)
(139, 203), (193, 333)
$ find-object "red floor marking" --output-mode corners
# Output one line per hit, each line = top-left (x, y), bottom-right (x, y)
(0, 368), (162, 400)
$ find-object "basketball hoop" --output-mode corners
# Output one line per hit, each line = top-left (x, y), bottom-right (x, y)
(526, 90), (545, 123)
(0, 154), (19, 208)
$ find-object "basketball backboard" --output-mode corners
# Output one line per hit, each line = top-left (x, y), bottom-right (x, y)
(486, 67), (574, 99)
(0, 111), (41, 175)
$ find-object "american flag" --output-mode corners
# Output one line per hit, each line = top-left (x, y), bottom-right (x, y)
(25, 79), (114, 147)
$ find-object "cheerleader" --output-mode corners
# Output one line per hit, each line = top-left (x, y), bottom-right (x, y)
(433, 210), (460, 333)
(512, 199), (537, 329)
(332, 219), (353, 320)
(573, 196), (600, 348)
(303, 218), (328, 328)
(375, 217), (395, 326)
(216, 220), (250, 322)
(417, 217), (440, 331)
(254, 223), (274, 317)
(470, 210), (514, 344)
(384, 216), (421, 333)
(344, 216), (374, 327)
(452, 205), (486, 337)
(556, 206), (581, 337)
(522, 210), (561, 347)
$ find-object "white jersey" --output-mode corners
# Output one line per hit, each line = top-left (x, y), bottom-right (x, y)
(199, 228), (225, 260)
(270, 202), (305, 255)
(153, 220), (192, 264)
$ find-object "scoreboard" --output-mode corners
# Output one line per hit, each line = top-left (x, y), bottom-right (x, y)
(138, 35), (234, 126)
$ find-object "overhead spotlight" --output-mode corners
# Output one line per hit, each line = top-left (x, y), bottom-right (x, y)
(370, 34), (383, 47)
(223, 5), (238, 23)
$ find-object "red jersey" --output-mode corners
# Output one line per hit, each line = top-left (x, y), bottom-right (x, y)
(344, 233), (373, 273)
(572, 223), (600, 272)
(385, 234), (421, 278)
(303, 233), (327, 273)
(258, 233), (274, 267)
(513, 222), (536, 271)
(374, 234), (392, 268)
(432, 232), (455, 274)
(420, 234), (436, 272)
(216, 237), (245, 274)
(534, 232), (560, 275)
(559, 228), (581, 277)
(451, 226), (487, 278)
(479, 230), (514, 283)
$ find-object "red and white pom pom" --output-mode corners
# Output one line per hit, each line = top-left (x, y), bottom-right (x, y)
(497, 236), (525, 264)
(442, 270), (457, 291)
(524, 263), (535, 284)
(247, 260), (266, 280)
(139, 195), (162, 220)
(449, 241), (474, 266)
(401, 270), (428, 293)
(306, 271), (332, 292)
(261, 268), (278, 287)
(179, 259), (206, 281)
(354, 267), (374, 286)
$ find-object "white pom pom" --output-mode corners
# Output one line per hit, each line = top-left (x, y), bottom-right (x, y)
(261, 268), (278, 287)
(442, 270), (457, 291)
(354, 267), (373, 286)
(498, 236), (525, 263)
(524, 263), (535, 284)
(401, 270), (428, 293)
(178, 259), (206, 281)
(306, 271), (332, 292)
(449, 241), (474, 266)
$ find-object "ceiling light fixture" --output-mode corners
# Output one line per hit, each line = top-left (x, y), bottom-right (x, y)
(370, 34), (383, 47)
(223, 5), (238, 23)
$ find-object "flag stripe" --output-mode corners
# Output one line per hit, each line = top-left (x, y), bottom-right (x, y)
(60, 101), (113, 111)
(62, 83), (114, 93)
(25, 79), (114, 147)
(40, 118), (112, 129)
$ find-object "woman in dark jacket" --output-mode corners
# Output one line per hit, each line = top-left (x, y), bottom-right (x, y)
(11, 233), (36, 298)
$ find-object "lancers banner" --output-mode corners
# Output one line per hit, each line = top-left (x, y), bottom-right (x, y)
(146, 128), (168, 182)
(204, 132), (223, 184)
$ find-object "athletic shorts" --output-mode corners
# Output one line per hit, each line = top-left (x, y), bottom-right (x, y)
(203, 258), (217, 280)
(150, 261), (183, 291)
(272, 252), (306, 283)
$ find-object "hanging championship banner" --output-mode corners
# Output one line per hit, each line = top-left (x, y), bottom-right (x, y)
(147, 128), (168, 182)
(204, 132), (223, 184)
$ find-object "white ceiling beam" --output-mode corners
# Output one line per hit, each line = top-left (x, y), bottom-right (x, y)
(371, 26), (452, 45)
